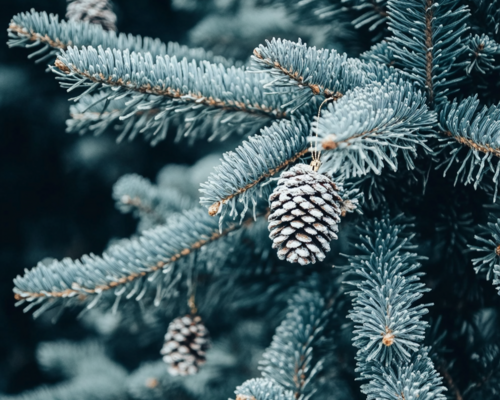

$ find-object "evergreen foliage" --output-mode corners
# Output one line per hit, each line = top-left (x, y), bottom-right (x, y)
(5, 0), (500, 399)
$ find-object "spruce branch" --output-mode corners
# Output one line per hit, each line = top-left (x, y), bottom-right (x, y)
(13, 208), (261, 312)
(361, 348), (447, 400)
(470, 215), (500, 281)
(259, 287), (332, 399)
(345, 216), (446, 399)
(235, 378), (294, 400)
(200, 117), (309, 220)
(50, 46), (288, 142)
(53, 46), (284, 117)
(346, 216), (431, 366)
(316, 81), (435, 179)
(437, 96), (500, 192)
(466, 34), (500, 75)
(112, 174), (194, 230)
(8, 9), (235, 66)
(251, 38), (387, 111)
(387, 0), (470, 107)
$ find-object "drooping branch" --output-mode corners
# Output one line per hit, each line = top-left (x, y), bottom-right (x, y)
(13, 208), (259, 305)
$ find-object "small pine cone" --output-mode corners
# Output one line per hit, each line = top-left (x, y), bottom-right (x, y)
(161, 314), (210, 376)
(268, 164), (343, 265)
(66, 0), (117, 31)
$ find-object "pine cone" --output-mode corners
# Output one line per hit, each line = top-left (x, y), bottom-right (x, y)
(66, 0), (117, 31)
(161, 314), (210, 376)
(268, 164), (343, 265)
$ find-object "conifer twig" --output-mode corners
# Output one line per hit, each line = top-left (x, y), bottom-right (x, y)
(9, 22), (68, 49)
(253, 48), (343, 100)
(8, 10), (236, 66)
(54, 59), (285, 119)
(13, 209), (262, 303)
(52, 46), (288, 127)
(387, 0), (469, 107)
(424, 0), (435, 106)
(207, 147), (309, 216)
(200, 118), (309, 219)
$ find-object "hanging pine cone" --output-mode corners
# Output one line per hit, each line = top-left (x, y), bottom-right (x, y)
(268, 164), (344, 265)
(66, 0), (117, 31)
(161, 314), (210, 376)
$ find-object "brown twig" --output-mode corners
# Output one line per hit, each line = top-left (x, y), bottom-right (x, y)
(438, 363), (463, 400)
(14, 215), (257, 301)
(424, 0), (435, 106)
(445, 131), (500, 158)
(56, 60), (286, 119)
(9, 23), (70, 49)
(253, 49), (343, 100)
(370, 1), (388, 18)
(208, 147), (309, 216)
(70, 107), (161, 120)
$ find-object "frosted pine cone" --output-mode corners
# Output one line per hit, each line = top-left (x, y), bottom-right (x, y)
(268, 164), (343, 265)
(161, 314), (210, 376)
(66, 0), (117, 31)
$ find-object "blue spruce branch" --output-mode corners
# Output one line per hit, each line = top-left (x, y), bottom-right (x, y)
(259, 287), (332, 399)
(200, 117), (309, 219)
(8, 9), (235, 66)
(251, 38), (390, 111)
(387, 0), (470, 107)
(234, 378), (294, 400)
(13, 208), (262, 314)
(361, 347), (447, 400)
(438, 96), (500, 193)
(345, 215), (446, 399)
(346, 216), (430, 365)
(51, 45), (287, 142)
(316, 81), (435, 179)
